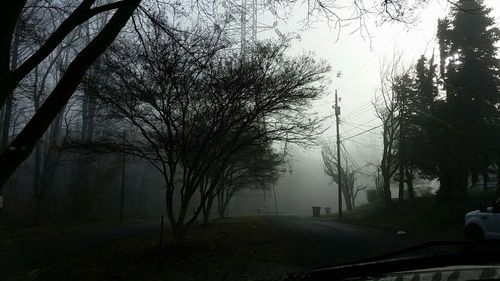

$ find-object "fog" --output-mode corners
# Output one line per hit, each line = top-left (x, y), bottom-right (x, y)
(2, 0), (500, 228)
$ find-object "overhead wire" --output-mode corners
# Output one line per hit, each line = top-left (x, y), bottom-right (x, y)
(342, 119), (379, 127)
(344, 106), (375, 120)
(336, 28), (406, 90)
(346, 138), (383, 151)
(342, 101), (373, 118)
(342, 117), (380, 135)
(340, 144), (354, 170)
(342, 124), (384, 141)
(340, 142), (361, 170)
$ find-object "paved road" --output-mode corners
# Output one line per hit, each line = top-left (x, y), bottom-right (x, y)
(265, 216), (417, 269)
(1, 216), (445, 279)
(0, 220), (160, 280)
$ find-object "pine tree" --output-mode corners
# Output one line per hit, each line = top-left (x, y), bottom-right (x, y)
(435, 0), (500, 201)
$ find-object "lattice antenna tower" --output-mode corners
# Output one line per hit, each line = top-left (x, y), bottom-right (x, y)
(240, 0), (258, 55)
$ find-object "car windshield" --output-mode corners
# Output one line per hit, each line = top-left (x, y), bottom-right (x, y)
(1, 0), (500, 280)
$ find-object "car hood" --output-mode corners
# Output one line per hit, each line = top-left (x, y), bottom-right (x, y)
(285, 241), (500, 281)
(465, 210), (481, 217)
(356, 265), (500, 281)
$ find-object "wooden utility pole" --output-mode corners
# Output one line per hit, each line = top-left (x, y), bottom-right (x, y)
(334, 90), (342, 218)
(120, 133), (126, 223)
(398, 95), (405, 201)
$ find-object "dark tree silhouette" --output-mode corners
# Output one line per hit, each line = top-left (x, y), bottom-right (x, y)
(0, 0), (141, 191)
(434, 0), (500, 202)
(92, 19), (329, 244)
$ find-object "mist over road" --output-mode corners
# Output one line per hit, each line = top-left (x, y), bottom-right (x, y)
(265, 216), (415, 269)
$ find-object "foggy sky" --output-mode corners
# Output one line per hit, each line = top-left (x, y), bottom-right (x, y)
(249, 0), (500, 214)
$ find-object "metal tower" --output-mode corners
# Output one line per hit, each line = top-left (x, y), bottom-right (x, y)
(240, 0), (258, 55)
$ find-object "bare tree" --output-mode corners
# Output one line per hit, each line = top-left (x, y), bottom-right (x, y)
(214, 142), (282, 220)
(0, 0), (448, 197)
(0, 0), (142, 190)
(373, 55), (409, 206)
(322, 142), (365, 210)
(90, 16), (329, 244)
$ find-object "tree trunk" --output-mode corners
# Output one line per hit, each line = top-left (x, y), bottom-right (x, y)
(382, 172), (392, 206)
(405, 165), (415, 200)
(40, 111), (65, 225)
(343, 186), (352, 211)
(218, 202), (226, 219)
(1, 25), (20, 150)
(1, 93), (13, 150)
(398, 120), (405, 202)
(217, 189), (233, 219)
(33, 140), (43, 225)
(217, 191), (225, 218)
(398, 167), (405, 201)
(0, 1), (141, 191)
(171, 200), (191, 247)
(172, 224), (186, 248)
(0, 1), (26, 109)
(202, 194), (215, 225)
(482, 171), (489, 194)
(81, 87), (97, 142)
(81, 91), (89, 141)
(496, 160), (500, 196)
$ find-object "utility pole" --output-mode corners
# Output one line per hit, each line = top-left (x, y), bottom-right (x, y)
(120, 133), (126, 223)
(334, 90), (342, 218)
(398, 91), (405, 201)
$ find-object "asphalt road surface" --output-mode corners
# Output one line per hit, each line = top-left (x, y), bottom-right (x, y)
(0, 220), (160, 280)
(1, 216), (438, 280)
(265, 216), (417, 269)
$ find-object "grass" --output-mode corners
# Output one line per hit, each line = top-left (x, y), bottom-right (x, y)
(23, 216), (300, 281)
(335, 192), (499, 242)
(0, 219), (157, 248)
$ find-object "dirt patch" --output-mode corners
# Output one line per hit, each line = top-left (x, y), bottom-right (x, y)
(30, 216), (302, 281)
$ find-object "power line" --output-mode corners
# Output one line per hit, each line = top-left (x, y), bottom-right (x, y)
(344, 106), (375, 120)
(346, 138), (383, 151)
(341, 142), (361, 171)
(340, 145), (356, 170)
(340, 143), (359, 165)
(337, 29), (405, 90)
(343, 101), (371, 115)
(342, 119), (379, 127)
(342, 124), (384, 142)
(342, 117), (380, 135)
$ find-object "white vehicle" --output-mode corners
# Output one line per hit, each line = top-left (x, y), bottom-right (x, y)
(464, 199), (500, 240)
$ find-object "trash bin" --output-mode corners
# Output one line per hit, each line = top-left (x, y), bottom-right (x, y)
(312, 206), (321, 217)
(325, 207), (331, 215)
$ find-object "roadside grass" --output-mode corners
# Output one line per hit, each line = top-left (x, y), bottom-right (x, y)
(29, 216), (301, 281)
(336, 192), (499, 242)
